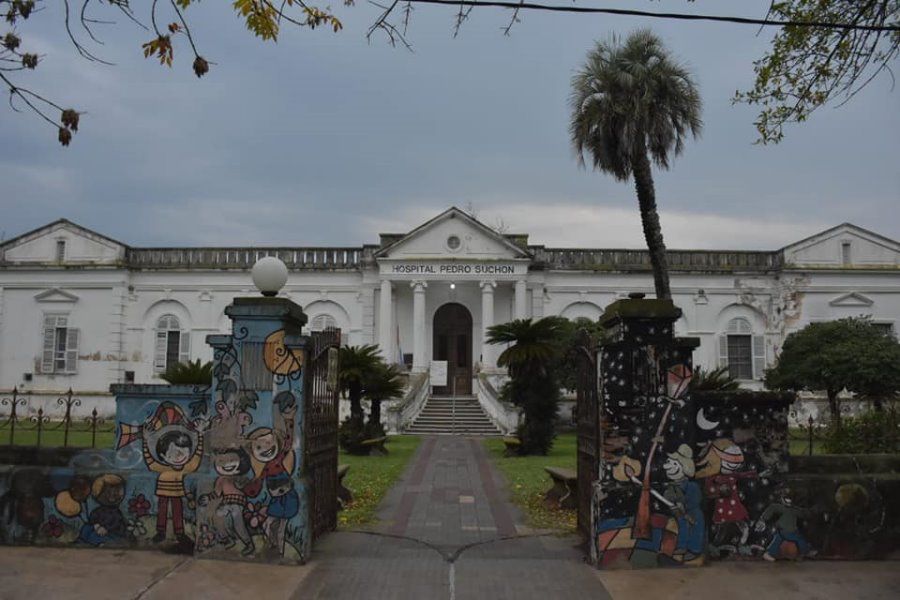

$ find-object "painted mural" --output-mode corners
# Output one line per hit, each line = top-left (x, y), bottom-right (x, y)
(590, 299), (820, 569)
(0, 298), (331, 565)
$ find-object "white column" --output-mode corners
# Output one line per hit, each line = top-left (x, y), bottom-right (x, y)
(514, 279), (527, 320)
(411, 280), (427, 371)
(378, 279), (393, 361)
(481, 280), (496, 369)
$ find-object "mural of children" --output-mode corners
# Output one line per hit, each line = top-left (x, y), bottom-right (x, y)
(697, 439), (756, 549)
(202, 448), (255, 556)
(263, 473), (299, 554)
(662, 444), (704, 561)
(140, 403), (204, 544)
(77, 475), (127, 546)
(755, 488), (816, 561)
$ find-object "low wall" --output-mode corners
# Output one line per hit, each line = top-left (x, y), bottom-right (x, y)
(0, 383), (311, 565)
(783, 454), (900, 560)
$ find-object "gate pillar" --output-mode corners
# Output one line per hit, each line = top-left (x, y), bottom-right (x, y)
(199, 296), (316, 564)
(590, 293), (700, 569)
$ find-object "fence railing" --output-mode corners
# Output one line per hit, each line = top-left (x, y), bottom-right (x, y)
(0, 387), (115, 448)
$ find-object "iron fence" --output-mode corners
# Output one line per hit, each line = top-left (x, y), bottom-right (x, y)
(0, 387), (115, 448)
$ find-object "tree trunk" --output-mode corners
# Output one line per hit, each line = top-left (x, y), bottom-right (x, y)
(827, 388), (841, 430)
(370, 398), (382, 428)
(349, 382), (364, 424)
(631, 142), (671, 300)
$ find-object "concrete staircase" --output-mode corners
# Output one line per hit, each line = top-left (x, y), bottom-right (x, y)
(406, 396), (502, 436)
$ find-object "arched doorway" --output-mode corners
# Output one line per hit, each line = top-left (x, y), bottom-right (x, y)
(432, 303), (473, 396)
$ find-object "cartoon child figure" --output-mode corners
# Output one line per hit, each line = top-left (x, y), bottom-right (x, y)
(755, 487), (816, 561)
(202, 447), (255, 556)
(697, 439), (757, 548)
(141, 403), (204, 544)
(244, 393), (297, 499)
(77, 474), (127, 546)
(263, 473), (299, 554)
(662, 444), (704, 561)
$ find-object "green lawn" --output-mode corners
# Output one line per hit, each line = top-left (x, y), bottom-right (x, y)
(788, 428), (826, 455)
(0, 422), (115, 449)
(484, 432), (577, 533)
(338, 435), (421, 528)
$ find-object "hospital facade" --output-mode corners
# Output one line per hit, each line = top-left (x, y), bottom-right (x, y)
(1, 207), (898, 429)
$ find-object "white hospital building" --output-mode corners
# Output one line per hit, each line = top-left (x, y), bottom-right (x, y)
(1, 207), (898, 431)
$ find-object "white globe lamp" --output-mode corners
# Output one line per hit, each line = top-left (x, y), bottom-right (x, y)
(251, 256), (288, 297)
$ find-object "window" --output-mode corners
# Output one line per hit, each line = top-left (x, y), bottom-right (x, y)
(308, 314), (347, 345)
(719, 317), (765, 380)
(56, 239), (66, 262)
(41, 314), (78, 374)
(154, 315), (190, 373)
(309, 314), (337, 331)
(841, 241), (851, 265)
(873, 322), (895, 337)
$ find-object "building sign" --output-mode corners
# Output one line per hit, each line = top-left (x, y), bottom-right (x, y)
(379, 261), (527, 278)
(430, 361), (448, 387)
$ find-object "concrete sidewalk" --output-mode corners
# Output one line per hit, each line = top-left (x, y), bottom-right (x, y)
(1, 436), (898, 599)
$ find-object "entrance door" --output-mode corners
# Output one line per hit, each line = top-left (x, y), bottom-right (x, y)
(432, 303), (473, 396)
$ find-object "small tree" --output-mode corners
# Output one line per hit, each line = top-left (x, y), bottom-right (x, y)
(364, 362), (405, 437)
(766, 317), (900, 428)
(487, 317), (568, 455)
(338, 344), (382, 427)
(689, 366), (740, 392)
(160, 359), (212, 384)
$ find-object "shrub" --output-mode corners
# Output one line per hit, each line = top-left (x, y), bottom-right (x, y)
(821, 406), (900, 454)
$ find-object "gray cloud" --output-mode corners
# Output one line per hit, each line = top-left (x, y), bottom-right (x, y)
(2, 1), (898, 248)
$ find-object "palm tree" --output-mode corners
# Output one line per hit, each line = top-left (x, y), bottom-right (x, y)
(160, 359), (212, 384)
(364, 362), (406, 433)
(570, 30), (702, 300)
(338, 344), (382, 426)
(489, 317), (568, 377)
(487, 317), (568, 454)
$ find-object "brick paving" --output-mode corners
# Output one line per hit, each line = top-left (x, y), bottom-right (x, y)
(303, 435), (610, 599)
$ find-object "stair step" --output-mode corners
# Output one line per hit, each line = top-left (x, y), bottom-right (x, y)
(406, 396), (502, 435)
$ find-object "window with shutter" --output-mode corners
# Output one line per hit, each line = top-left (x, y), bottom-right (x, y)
(42, 315), (57, 373)
(724, 317), (754, 380)
(179, 331), (191, 363)
(65, 329), (79, 373)
(155, 314), (183, 373)
(154, 331), (168, 372)
(752, 335), (766, 380)
(40, 314), (77, 374)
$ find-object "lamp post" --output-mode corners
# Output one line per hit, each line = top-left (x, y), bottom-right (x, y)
(251, 256), (288, 297)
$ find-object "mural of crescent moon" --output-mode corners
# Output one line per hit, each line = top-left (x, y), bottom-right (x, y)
(696, 407), (720, 430)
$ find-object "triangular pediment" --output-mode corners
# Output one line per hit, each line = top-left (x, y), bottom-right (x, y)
(829, 292), (874, 307)
(0, 219), (126, 265)
(34, 288), (80, 303)
(782, 223), (899, 268)
(374, 207), (530, 260)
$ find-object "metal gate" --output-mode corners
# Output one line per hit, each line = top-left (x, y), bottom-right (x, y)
(575, 328), (600, 540)
(304, 327), (341, 541)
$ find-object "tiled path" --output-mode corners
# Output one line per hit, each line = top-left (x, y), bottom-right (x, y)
(303, 435), (609, 599)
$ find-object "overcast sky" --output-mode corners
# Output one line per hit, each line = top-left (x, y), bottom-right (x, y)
(2, 1), (898, 250)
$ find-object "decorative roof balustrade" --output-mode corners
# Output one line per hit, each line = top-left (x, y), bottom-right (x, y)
(531, 247), (783, 272)
(125, 247), (367, 270)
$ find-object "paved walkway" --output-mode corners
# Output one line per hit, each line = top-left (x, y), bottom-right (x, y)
(1, 436), (899, 599)
(303, 435), (601, 598)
